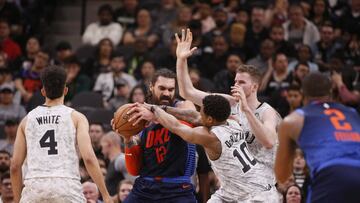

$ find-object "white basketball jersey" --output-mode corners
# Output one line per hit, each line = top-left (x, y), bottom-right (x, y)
(24, 105), (80, 180)
(231, 102), (281, 187)
(209, 119), (272, 201)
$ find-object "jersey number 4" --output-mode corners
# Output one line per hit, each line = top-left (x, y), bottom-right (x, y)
(39, 130), (58, 155)
(233, 142), (257, 173)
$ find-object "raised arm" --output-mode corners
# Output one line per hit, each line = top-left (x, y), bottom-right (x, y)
(274, 112), (303, 183)
(232, 85), (279, 149)
(73, 111), (112, 203)
(10, 117), (27, 203)
(176, 29), (207, 106)
(176, 29), (237, 106)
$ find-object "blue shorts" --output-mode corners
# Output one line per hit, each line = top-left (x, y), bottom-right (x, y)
(308, 165), (360, 203)
(123, 177), (197, 203)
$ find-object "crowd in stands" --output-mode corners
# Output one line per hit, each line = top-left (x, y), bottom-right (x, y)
(0, 0), (359, 202)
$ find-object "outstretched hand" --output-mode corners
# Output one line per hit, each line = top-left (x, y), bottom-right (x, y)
(175, 28), (197, 59)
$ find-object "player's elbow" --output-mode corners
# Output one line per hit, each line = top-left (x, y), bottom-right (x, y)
(263, 139), (275, 149)
(10, 162), (21, 175)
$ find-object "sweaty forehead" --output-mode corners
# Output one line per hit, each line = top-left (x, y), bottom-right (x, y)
(154, 76), (175, 88)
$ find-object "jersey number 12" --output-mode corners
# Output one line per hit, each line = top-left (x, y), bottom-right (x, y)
(39, 130), (58, 155)
(233, 142), (257, 173)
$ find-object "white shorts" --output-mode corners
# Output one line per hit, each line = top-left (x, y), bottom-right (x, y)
(21, 177), (86, 203)
(207, 187), (280, 203)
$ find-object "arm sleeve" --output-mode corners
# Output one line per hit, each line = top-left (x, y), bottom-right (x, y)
(125, 145), (143, 176)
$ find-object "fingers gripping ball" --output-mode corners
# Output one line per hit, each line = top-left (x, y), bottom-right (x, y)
(113, 104), (146, 138)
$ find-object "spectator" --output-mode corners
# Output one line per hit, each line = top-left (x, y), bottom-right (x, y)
(261, 52), (292, 109)
(0, 119), (18, 155)
(153, 0), (178, 29)
(84, 38), (114, 79)
(234, 8), (250, 26)
(293, 149), (310, 193)
(114, 0), (139, 29)
(82, 181), (102, 203)
(89, 123), (105, 158)
(282, 84), (303, 117)
(12, 36), (40, 74)
(291, 62), (310, 86)
(309, 0), (333, 28)
(200, 35), (229, 79)
(14, 50), (49, 103)
(53, 41), (73, 65)
(161, 6), (192, 46)
(331, 70), (360, 107)
(0, 0), (21, 27)
(192, 3), (215, 34)
(228, 23), (252, 60)
(283, 4), (320, 49)
(100, 132), (125, 196)
(288, 44), (319, 73)
(0, 52), (6, 67)
(63, 55), (91, 103)
(125, 37), (150, 78)
(128, 84), (146, 103)
(107, 79), (131, 111)
(203, 8), (230, 46)
(0, 19), (21, 61)
(122, 8), (159, 49)
(247, 38), (275, 74)
(313, 22), (343, 72)
(93, 53), (136, 102)
(137, 60), (155, 89)
(116, 179), (133, 203)
(343, 34), (360, 66)
(0, 150), (10, 177)
(188, 68), (214, 93)
(82, 4), (123, 46)
(0, 172), (13, 203)
(270, 25), (296, 59)
(338, 0), (360, 37)
(0, 84), (26, 125)
(283, 184), (302, 203)
(245, 6), (269, 55)
(213, 54), (243, 94)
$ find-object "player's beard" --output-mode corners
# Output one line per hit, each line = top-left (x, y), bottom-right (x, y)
(150, 93), (174, 106)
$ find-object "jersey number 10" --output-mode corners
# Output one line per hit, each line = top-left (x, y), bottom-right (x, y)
(39, 130), (58, 155)
(233, 142), (257, 173)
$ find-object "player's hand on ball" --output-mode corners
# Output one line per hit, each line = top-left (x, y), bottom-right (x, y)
(127, 103), (156, 126)
(175, 28), (197, 59)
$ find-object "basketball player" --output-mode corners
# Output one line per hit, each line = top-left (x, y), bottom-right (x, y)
(128, 94), (280, 202)
(175, 29), (281, 201)
(275, 73), (360, 203)
(115, 68), (197, 203)
(10, 66), (112, 203)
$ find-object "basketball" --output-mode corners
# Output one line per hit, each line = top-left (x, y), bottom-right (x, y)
(113, 103), (147, 138)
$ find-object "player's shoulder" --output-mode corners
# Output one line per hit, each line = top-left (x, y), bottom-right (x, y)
(175, 99), (196, 110)
(70, 110), (89, 126)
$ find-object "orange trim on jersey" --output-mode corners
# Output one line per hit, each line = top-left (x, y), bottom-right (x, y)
(125, 145), (143, 176)
(179, 120), (193, 127)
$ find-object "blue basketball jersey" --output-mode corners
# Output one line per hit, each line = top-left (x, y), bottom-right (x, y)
(296, 102), (360, 177)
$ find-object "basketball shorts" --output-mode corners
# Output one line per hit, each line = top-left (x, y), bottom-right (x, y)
(123, 177), (196, 203)
(309, 165), (360, 203)
(207, 185), (280, 203)
(20, 177), (86, 203)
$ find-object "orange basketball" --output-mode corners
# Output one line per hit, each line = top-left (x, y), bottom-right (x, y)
(113, 103), (147, 138)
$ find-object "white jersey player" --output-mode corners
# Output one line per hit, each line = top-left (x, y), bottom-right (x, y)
(10, 66), (112, 203)
(174, 29), (281, 202)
